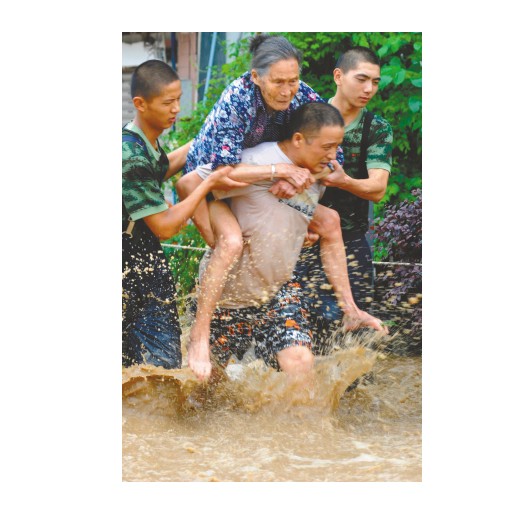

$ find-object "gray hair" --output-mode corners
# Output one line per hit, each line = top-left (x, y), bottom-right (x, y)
(249, 34), (302, 77)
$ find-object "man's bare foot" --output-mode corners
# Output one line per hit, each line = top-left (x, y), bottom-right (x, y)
(187, 325), (212, 381)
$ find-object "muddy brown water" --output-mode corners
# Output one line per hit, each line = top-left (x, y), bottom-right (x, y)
(122, 335), (421, 482)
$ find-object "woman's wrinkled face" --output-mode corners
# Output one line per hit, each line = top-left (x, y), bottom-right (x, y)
(251, 58), (300, 112)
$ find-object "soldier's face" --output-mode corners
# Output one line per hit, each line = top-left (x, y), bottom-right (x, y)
(334, 61), (380, 108)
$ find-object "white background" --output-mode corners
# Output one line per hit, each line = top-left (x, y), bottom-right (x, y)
(2, 1), (514, 504)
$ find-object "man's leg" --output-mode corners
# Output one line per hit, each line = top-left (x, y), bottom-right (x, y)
(254, 280), (315, 375)
(342, 230), (375, 311)
(187, 200), (243, 380)
(124, 296), (182, 368)
(249, 279), (317, 402)
(122, 234), (182, 368)
(291, 243), (342, 354)
(276, 345), (314, 376)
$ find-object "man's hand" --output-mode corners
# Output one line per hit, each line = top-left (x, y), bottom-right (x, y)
(269, 179), (297, 198)
(187, 337), (212, 381)
(268, 164), (314, 198)
(319, 159), (351, 188)
(279, 164), (315, 191)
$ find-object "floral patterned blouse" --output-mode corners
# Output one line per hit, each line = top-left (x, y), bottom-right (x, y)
(185, 71), (343, 173)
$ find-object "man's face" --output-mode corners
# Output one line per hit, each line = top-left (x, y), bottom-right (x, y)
(334, 61), (380, 108)
(141, 80), (182, 131)
(251, 59), (300, 112)
(295, 125), (345, 173)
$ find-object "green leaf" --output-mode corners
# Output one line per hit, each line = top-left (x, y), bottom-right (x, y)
(379, 75), (393, 89)
(389, 56), (402, 68)
(394, 69), (406, 85)
(358, 33), (370, 47)
(408, 96), (422, 113)
(411, 78), (422, 88)
(388, 183), (400, 196)
(381, 65), (396, 76)
(378, 44), (390, 58)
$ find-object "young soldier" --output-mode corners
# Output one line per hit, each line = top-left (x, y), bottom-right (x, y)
(122, 60), (231, 369)
(294, 47), (393, 350)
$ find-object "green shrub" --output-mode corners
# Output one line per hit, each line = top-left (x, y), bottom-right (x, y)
(161, 224), (207, 312)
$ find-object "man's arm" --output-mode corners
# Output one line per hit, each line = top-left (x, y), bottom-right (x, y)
(144, 166), (232, 241)
(226, 163), (314, 190)
(320, 161), (390, 203)
(210, 163), (314, 203)
(321, 118), (392, 202)
(164, 140), (193, 180)
(175, 162), (314, 244)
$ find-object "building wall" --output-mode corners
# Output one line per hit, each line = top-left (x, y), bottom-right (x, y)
(122, 35), (167, 126)
(122, 33), (198, 126)
(122, 42), (155, 67)
(176, 32), (198, 106)
(122, 70), (135, 126)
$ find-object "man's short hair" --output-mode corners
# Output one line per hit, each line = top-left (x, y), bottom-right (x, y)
(283, 102), (344, 139)
(336, 46), (380, 73)
(131, 59), (179, 100)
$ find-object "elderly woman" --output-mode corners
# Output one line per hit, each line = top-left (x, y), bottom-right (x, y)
(180, 34), (339, 239)
(177, 35), (375, 381)
(184, 34), (335, 177)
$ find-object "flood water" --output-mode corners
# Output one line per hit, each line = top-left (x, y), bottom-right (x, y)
(122, 330), (422, 482)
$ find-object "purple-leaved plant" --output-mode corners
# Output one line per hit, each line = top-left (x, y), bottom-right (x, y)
(373, 189), (422, 341)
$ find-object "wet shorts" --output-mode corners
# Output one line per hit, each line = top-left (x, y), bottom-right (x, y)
(209, 280), (313, 369)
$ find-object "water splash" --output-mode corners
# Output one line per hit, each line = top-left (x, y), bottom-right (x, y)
(122, 345), (377, 418)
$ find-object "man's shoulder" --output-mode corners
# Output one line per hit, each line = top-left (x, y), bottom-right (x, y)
(347, 110), (392, 145)
(123, 131), (149, 161)
(122, 124), (152, 156)
(368, 112), (393, 148)
(122, 130), (164, 178)
(367, 111), (392, 134)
